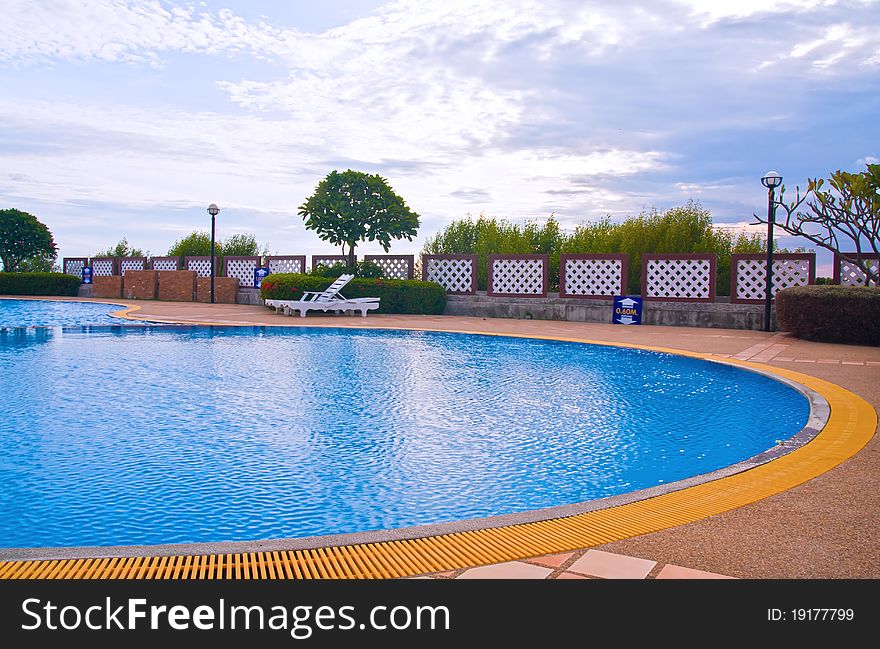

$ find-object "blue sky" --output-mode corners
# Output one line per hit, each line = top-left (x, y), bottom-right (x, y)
(1, 0), (878, 275)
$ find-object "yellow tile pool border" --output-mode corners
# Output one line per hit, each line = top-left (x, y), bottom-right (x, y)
(0, 301), (875, 579)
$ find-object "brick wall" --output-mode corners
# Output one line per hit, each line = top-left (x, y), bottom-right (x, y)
(92, 276), (122, 298)
(157, 270), (196, 302)
(123, 270), (158, 300)
(196, 277), (238, 303)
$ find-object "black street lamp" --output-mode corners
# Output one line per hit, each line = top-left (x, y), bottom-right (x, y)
(760, 171), (783, 332)
(207, 203), (220, 304)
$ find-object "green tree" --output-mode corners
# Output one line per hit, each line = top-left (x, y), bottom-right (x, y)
(221, 233), (269, 257)
(167, 231), (215, 257)
(422, 214), (565, 289)
(0, 208), (58, 272)
(755, 163), (880, 285)
(94, 237), (148, 258)
(424, 201), (765, 294)
(299, 170), (420, 267)
(17, 257), (61, 273)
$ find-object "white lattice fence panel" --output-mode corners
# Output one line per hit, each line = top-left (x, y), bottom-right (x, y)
(368, 257), (412, 279)
(118, 259), (145, 274)
(91, 259), (115, 276)
(314, 256), (347, 269)
(226, 259), (258, 287)
(840, 259), (880, 286)
(151, 258), (178, 271)
(491, 258), (545, 295)
(736, 259), (812, 300)
(187, 258), (213, 278)
(646, 259), (712, 299)
(426, 259), (474, 293)
(64, 259), (86, 277)
(564, 258), (623, 296)
(268, 258), (304, 274)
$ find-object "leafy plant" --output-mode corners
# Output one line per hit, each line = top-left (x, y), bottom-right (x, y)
(0, 208), (58, 273)
(94, 237), (148, 259)
(422, 214), (564, 290)
(310, 261), (385, 279)
(222, 233), (269, 257)
(755, 163), (880, 285)
(299, 170), (420, 267)
(167, 231), (215, 257)
(776, 285), (880, 344)
(422, 202), (762, 294)
(0, 272), (81, 296)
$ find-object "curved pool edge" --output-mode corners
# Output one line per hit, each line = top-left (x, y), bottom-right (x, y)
(0, 319), (875, 578)
(0, 295), (145, 322)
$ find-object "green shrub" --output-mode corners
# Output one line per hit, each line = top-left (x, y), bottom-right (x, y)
(310, 261), (385, 279)
(421, 202), (765, 295)
(260, 273), (446, 315)
(776, 285), (880, 345)
(0, 272), (82, 296)
(341, 278), (446, 314)
(259, 273), (329, 300)
(422, 214), (563, 291)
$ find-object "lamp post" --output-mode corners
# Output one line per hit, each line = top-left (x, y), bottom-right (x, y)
(760, 171), (782, 332)
(207, 203), (220, 304)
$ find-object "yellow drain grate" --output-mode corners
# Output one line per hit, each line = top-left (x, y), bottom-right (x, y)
(0, 345), (875, 579)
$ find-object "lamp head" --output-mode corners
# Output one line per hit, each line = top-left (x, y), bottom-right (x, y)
(761, 171), (782, 189)
(207, 203), (220, 216)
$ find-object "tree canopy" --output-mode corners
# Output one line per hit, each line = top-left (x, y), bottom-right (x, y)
(0, 208), (58, 273)
(422, 201), (764, 294)
(755, 163), (880, 284)
(167, 231), (215, 257)
(94, 237), (148, 259)
(298, 170), (420, 267)
(221, 233), (269, 257)
(167, 231), (267, 259)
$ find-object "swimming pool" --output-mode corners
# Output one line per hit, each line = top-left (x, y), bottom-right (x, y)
(0, 320), (810, 549)
(0, 298), (141, 327)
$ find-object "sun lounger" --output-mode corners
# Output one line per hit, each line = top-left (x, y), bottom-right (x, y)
(264, 274), (380, 318)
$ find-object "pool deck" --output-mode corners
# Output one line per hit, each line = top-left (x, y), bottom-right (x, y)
(2, 296), (878, 579)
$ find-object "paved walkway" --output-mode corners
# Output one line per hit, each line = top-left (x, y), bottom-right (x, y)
(14, 297), (880, 578)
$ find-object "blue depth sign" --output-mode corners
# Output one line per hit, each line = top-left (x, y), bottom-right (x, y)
(81, 267), (93, 284)
(613, 295), (642, 325)
(254, 267), (270, 288)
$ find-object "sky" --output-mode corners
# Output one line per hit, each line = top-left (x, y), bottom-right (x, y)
(1, 0), (878, 276)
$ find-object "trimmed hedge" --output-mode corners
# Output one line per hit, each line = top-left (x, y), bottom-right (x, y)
(260, 273), (446, 315)
(311, 261), (385, 279)
(0, 272), (81, 296)
(776, 285), (880, 345)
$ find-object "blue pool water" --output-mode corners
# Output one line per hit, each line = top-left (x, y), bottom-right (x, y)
(0, 307), (810, 549)
(0, 298), (139, 327)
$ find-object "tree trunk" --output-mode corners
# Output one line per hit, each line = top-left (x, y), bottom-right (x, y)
(347, 243), (356, 269)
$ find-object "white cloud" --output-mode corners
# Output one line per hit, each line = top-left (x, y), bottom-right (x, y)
(1, 0), (877, 260)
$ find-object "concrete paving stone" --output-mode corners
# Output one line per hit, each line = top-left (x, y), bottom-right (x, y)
(568, 550), (656, 579)
(456, 561), (554, 580)
(525, 552), (574, 568)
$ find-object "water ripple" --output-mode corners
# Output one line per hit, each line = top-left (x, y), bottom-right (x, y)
(0, 320), (810, 548)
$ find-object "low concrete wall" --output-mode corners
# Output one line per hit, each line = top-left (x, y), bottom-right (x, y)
(445, 293), (774, 330)
(236, 288), (263, 305)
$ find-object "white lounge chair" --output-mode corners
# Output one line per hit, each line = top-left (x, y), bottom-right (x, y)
(265, 274), (380, 318)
